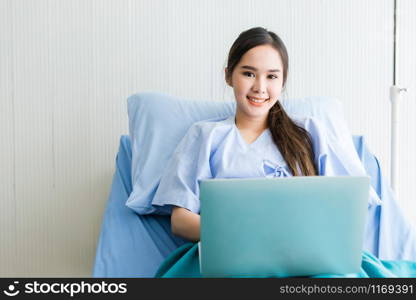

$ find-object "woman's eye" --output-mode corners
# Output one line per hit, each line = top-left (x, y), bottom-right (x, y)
(243, 71), (254, 77)
(242, 72), (277, 79)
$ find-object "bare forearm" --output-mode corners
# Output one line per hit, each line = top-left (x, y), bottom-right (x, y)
(171, 206), (200, 242)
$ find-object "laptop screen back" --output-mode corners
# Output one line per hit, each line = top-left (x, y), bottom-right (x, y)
(199, 176), (370, 277)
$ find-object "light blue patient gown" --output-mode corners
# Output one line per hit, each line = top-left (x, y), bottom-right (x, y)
(151, 115), (416, 277)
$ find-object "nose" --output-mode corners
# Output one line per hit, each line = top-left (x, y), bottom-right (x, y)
(252, 77), (267, 95)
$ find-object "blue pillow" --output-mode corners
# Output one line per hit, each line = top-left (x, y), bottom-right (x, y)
(126, 92), (351, 215)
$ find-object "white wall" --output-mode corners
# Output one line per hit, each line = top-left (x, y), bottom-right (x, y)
(396, 0), (416, 222)
(0, 0), (414, 277)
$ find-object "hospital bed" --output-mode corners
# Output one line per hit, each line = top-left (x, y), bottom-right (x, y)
(91, 133), (396, 277)
(92, 93), (416, 278)
(93, 135), (188, 277)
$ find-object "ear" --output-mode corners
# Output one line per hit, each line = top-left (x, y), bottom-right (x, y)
(225, 68), (232, 87)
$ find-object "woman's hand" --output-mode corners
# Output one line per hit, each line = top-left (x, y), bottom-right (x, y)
(171, 206), (200, 242)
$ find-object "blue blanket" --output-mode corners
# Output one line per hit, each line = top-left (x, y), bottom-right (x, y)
(155, 243), (416, 278)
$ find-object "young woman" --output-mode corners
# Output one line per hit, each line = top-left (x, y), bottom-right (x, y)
(151, 27), (416, 277)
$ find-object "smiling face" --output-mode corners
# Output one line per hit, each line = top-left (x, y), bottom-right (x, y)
(226, 44), (284, 124)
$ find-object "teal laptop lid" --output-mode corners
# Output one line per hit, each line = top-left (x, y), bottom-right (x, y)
(199, 176), (370, 278)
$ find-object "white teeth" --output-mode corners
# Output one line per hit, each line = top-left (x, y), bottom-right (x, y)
(248, 97), (267, 103)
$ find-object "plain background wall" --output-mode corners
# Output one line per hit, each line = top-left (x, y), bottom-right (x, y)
(0, 0), (414, 277)
(397, 0), (416, 222)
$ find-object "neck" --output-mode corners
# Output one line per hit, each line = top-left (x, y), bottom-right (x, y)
(234, 112), (268, 133)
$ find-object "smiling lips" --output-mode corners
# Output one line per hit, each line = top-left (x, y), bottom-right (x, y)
(246, 96), (269, 106)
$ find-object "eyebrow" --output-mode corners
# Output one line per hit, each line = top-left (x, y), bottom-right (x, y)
(241, 65), (281, 73)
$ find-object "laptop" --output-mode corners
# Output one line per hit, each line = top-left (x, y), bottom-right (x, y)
(199, 176), (370, 278)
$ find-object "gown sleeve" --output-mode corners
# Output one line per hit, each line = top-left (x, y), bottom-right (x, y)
(300, 116), (416, 260)
(151, 122), (213, 215)
(299, 116), (382, 207)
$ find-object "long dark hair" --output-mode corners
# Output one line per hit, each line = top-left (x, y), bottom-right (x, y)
(225, 27), (317, 176)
